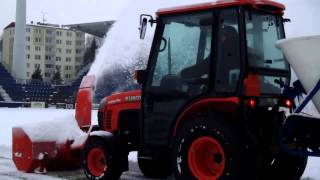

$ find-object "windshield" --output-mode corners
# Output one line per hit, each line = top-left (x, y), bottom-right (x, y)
(245, 10), (289, 71)
(148, 12), (213, 96)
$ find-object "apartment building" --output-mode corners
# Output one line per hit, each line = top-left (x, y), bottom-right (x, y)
(1, 22), (85, 83)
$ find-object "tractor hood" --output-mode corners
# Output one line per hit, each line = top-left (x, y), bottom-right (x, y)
(276, 35), (320, 113)
(106, 90), (142, 106)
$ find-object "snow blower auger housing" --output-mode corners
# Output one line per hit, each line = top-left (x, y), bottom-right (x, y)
(81, 0), (318, 179)
(12, 75), (96, 173)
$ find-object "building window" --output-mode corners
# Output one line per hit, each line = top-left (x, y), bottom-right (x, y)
(45, 55), (52, 60)
(76, 41), (83, 46)
(76, 32), (82, 37)
(76, 49), (82, 54)
(27, 72), (30, 77)
(56, 31), (62, 36)
(26, 46), (30, 51)
(35, 55), (41, 60)
(45, 46), (52, 52)
(27, 63), (30, 68)
(26, 54), (30, 59)
(46, 38), (52, 43)
(26, 28), (30, 33)
(35, 29), (41, 34)
(35, 46), (41, 51)
(45, 64), (53, 68)
(45, 73), (51, 77)
(34, 37), (41, 43)
(64, 66), (72, 70)
(66, 49), (72, 54)
(56, 48), (62, 53)
(34, 64), (40, 68)
(66, 40), (72, 45)
(67, 32), (72, 37)
(26, 36), (30, 42)
(56, 65), (61, 70)
(56, 39), (62, 44)
(46, 29), (53, 34)
(65, 74), (71, 79)
(56, 57), (61, 61)
(66, 57), (72, 62)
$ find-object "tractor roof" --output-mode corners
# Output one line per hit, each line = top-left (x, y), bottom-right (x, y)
(157, 0), (285, 15)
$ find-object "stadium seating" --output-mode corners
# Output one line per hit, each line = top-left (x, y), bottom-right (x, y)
(0, 63), (23, 101)
(0, 62), (90, 106)
(21, 81), (55, 102)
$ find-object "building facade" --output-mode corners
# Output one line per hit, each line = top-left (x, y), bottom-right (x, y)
(1, 22), (85, 83)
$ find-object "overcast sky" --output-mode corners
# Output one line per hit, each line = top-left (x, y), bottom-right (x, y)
(0, 0), (130, 32)
(0, 0), (319, 37)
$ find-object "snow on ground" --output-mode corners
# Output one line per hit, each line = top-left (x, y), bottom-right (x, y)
(0, 107), (319, 179)
(0, 107), (141, 180)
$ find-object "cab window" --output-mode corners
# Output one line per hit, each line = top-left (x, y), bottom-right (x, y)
(149, 12), (213, 97)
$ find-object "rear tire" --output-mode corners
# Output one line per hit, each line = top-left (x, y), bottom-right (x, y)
(83, 138), (122, 180)
(172, 115), (255, 180)
(137, 150), (172, 178)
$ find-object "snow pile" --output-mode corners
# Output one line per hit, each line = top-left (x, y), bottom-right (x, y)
(20, 115), (85, 144)
(0, 108), (98, 146)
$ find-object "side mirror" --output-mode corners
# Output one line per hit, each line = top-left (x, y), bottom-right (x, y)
(134, 70), (146, 84)
(140, 18), (148, 39)
(139, 14), (157, 40)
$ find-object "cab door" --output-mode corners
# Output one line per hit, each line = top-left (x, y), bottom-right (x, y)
(142, 12), (214, 146)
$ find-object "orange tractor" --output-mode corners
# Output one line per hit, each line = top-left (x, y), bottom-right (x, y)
(13, 0), (316, 179)
(81, 0), (310, 179)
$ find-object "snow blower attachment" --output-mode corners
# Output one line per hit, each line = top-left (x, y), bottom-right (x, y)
(276, 36), (320, 157)
(12, 75), (96, 173)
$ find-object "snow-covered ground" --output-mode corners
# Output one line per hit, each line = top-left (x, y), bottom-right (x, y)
(0, 108), (142, 180)
(0, 107), (319, 179)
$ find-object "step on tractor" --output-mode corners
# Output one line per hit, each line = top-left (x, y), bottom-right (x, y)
(80, 0), (320, 179)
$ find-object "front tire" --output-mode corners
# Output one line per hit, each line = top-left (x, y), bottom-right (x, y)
(172, 116), (255, 180)
(83, 138), (122, 180)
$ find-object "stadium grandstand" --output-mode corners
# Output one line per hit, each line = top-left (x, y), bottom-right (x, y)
(0, 21), (113, 108)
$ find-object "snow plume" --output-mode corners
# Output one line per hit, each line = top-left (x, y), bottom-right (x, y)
(88, 0), (214, 94)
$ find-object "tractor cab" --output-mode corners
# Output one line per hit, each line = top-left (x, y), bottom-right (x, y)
(139, 0), (290, 98)
(139, 0), (290, 146)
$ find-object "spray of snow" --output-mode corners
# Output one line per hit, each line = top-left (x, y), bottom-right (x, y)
(88, 0), (216, 85)
(20, 115), (85, 144)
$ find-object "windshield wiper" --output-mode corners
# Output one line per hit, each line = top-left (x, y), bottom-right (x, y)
(168, 38), (172, 74)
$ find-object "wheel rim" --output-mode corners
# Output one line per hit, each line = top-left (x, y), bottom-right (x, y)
(87, 147), (107, 177)
(188, 136), (225, 179)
